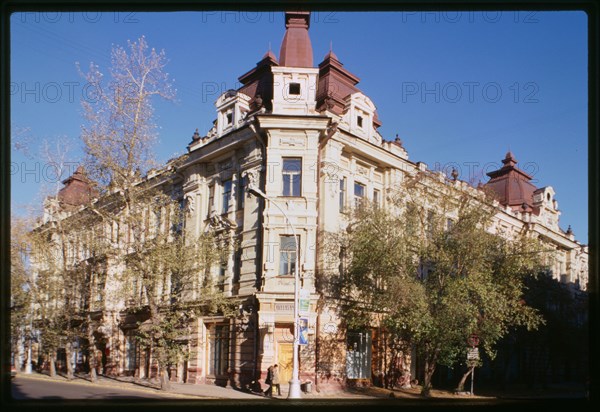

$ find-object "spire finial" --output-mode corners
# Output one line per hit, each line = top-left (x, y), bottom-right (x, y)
(192, 128), (200, 141)
(451, 168), (459, 181)
(280, 11), (313, 67)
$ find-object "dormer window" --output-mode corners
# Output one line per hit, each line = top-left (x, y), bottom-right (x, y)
(213, 91), (251, 139)
(289, 82), (301, 95)
(357, 115), (363, 128)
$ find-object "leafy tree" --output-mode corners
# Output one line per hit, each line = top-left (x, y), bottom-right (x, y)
(324, 173), (547, 396)
(122, 205), (236, 390)
(28, 205), (107, 379)
(10, 216), (34, 371)
(78, 35), (234, 390)
(22, 137), (103, 380)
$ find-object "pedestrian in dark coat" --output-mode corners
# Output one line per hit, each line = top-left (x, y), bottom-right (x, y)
(264, 365), (274, 397)
(272, 364), (281, 396)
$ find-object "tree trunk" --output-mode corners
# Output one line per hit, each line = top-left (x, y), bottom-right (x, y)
(160, 368), (171, 391)
(148, 341), (153, 380)
(87, 331), (98, 383)
(421, 353), (437, 397)
(49, 353), (57, 377)
(65, 342), (74, 380)
(456, 367), (473, 392)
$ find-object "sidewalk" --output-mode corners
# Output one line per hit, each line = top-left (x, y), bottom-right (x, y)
(13, 371), (373, 400)
(13, 372), (588, 401)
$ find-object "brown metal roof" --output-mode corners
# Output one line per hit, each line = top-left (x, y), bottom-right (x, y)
(485, 152), (538, 211)
(279, 11), (313, 68)
(57, 166), (98, 207)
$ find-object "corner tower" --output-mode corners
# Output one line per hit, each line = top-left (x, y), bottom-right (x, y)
(272, 11), (319, 115)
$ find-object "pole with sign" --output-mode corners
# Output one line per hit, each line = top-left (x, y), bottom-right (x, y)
(466, 335), (480, 395)
(298, 289), (310, 316)
(298, 317), (309, 345)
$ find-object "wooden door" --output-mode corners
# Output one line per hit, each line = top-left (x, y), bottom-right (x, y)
(277, 342), (293, 384)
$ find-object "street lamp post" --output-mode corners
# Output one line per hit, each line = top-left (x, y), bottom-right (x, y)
(24, 308), (33, 374)
(248, 185), (302, 399)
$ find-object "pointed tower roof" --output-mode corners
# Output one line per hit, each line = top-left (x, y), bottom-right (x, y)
(315, 46), (360, 115)
(237, 48), (279, 112)
(485, 152), (537, 210)
(279, 11), (313, 67)
(263, 49), (278, 61)
(57, 166), (98, 207)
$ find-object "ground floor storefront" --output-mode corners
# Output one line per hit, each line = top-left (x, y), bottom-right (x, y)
(25, 298), (418, 393)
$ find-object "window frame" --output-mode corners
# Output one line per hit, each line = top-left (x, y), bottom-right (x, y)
(354, 182), (366, 208)
(289, 82), (301, 96)
(282, 158), (302, 197)
(339, 177), (347, 212)
(221, 179), (232, 214)
(208, 184), (215, 214)
(238, 174), (246, 210)
(208, 324), (229, 377)
(279, 234), (300, 276)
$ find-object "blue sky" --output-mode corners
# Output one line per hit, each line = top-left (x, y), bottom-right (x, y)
(10, 11), (588, 243)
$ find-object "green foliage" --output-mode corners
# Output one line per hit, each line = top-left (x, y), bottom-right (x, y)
(118, 195), (237, 372)
(10, 217), (34, 360)
(324, 174), (548, 394)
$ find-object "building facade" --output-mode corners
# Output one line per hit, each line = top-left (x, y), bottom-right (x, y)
(29, 11), (588, 392)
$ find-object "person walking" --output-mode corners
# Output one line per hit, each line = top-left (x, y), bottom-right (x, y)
(271, 364), (281, 396)
(264, 365), (274, 397)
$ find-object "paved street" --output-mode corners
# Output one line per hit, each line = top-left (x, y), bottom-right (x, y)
(11, 374), (201, 400)
(7, 371), (589, 405)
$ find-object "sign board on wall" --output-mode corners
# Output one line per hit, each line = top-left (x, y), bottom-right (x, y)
(298, 318), (309, 345)
(299, 289), (310, 315)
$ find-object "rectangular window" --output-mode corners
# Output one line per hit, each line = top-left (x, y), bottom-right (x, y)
(354, 182), (365, 208)
(289, 82), (301, 95)
(218, 263), (226, 292)
(131, 275), (139, 303)
(208, 184), (215, 214)
(95, 272), (106, 302)
(346, 331), (372, 379)
(172, 198), (185, 235)
(357, 115), (363, 128)
(208, 325), (229, 376)
(125, 334), (137, 371)
(238, 175), (246, 210)
(234, 248), (243, 284)
(222, 179), (232, 214)
(279, 235), (299, 276)
(226, 112), (233, 125)
(339, 177), (346, 212)
(154, 207), (162, 234)
(282, 158), (302, 197)
(426, 210), (435, 238)
(373, 189), (380, 208)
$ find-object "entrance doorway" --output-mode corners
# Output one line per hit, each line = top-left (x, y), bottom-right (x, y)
(277, 342), (293, 384)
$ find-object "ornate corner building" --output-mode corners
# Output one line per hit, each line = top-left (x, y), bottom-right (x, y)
(29, 12), (588, 391)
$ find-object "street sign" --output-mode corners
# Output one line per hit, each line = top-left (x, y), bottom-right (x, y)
(299, 289), (310, 315)
(298, 317), (309, 345)
(467, 347), (480, 360)
(467, 334), (479, 347)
